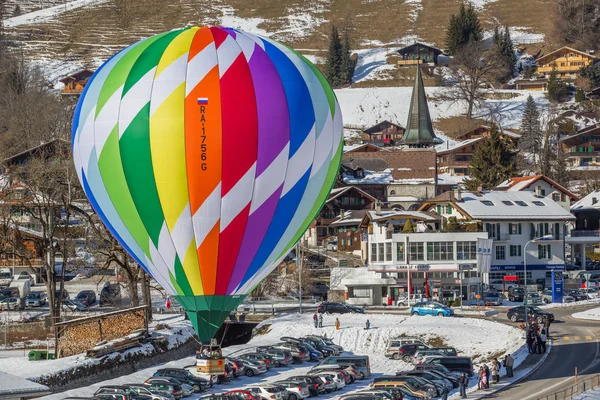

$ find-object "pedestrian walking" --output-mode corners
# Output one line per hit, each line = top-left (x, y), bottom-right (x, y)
(535, 333), (542, 354)
(504, 353), (514, 378)
(526, 332), (534, 354)
(335, 317), (340, 330)
(459, 372), (468, 398)
(365, 319), (371, 330)
(313, 312), (318, 328)
(492, 358), (500, 384)
(481, 370), (488, 391)
(318, 313), (323, 328)
(477, 366), (483, 389)
(544, 316), (551, 337)
(540, 329), (547, 353)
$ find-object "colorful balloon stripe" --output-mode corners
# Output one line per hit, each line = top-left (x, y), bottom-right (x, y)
(72, 26), (342, 303)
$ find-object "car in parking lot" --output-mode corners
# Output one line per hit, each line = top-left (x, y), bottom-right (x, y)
(399, 370), (454, 391)
(541, 290), (574, 303)
(260, 348), (294, 366)
(143, 378), (184, 400)
(270, 343), (310, 363)
(396, 294), (426, 307)
(75, 290), (97, 306)
(581, 287), (600, 299)
(410, 302), (453, 317)
(239, 359), (267, 376)
(225, 390), (260, 400)
(226, 358), (246, 377)
(419, 356), (474, 377)
(125, 384), (175, 399)
(25, 291), (46, 307)
(239, 352), (275, 369)
(246, 385), (283, 400)
(61, 299), (89, 312)
(152, 368), (211, 392)
(389, 343), (430, 363)
(0, 287), (20, 301)
(285, 375), (325, 396)
(305, 335), (343, 354)
(429, 347), (458, 357)
(524, 292), (542, 305)
(413, 350), (444, 364)
(309, 371), (345, 390)
(0, 296), (23, 310)
(275, 381), (311, 400)
(507, 305), (554, 323)
(309, 374), (337, 393)
(483, 291), (503, 306)
(568, 289), (589, 301)
(507, 287), (525, 302)
(299, 337), (335, 357)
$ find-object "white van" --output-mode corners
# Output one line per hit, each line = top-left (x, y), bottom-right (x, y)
(0, 268), (12, 286)
(9, 280), (31, 298)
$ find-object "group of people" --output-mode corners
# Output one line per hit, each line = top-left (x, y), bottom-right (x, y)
(474, 354), (514, 394)
(525, 318), (549, 354)
(312, 312), (342, 330)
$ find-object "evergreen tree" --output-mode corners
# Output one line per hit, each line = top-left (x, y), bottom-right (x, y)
(501, 26), (516, 76)
(403, 219), (414, 233)
(575, 88), (586, 102)
(519, 95), (541, 160)
(547, 66), (570, 102)
(340, 27), (354, 85)
(325, 24), (343, 87)
(13, 4), (21, 17)
(492, 25), (502, 47)
(444, 2), (482, 55)
(465, 126), (517, 190)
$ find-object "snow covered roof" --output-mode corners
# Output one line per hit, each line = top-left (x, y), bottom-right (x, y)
(364, 209), (440, 223)
(537, 46), (598, 64)
(343, 143), (387, 153)
(436, 137), (483, 155)
(422, 190), (575, 221)
(327, 186), (377, 203)
(0, 371), (50, 396)
(342, 170), (393, 185)
(342, 158), (389, 172)
(497, 175), (578, 200)
(388, 196), (419, 202)
(330, 210), (369, 227)
(571, 189), (600, 211)
(437, 174), (466, 186)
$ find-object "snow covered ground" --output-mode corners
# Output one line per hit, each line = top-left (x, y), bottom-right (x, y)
(573, 387), (600, 400)
(36, 313), (525, 399)
(3, 0), (109, 28)
(572, 306), (600, 320)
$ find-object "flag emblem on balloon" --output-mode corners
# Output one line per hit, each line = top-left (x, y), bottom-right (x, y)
(71, 26), (343, 340)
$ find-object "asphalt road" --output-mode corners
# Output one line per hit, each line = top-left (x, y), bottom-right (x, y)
(486, 305), (600, 400)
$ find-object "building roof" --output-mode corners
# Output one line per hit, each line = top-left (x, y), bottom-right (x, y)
(399, 66), (438, 146)
(363, 209), (440, 223)
(3, 138), (70, 166)
(436, 137), (483, 155)
(571, 189), (600, 211)
(437, 173), (467, 187)
(537, 46), (599, 64)
(327, 186), (377, 204)
(342, 157), (389, 172)
(0, 371), (50, 397)
(559, 123), (600, 143)
(343, 143), (387, 153)
(58, 69), (94, 84)
(363, 120), (405, 134)
(420, 190), (575, 221)
(396, 42), (443, 56)
(496, 175), (579, 200)
(342, 170), (393, 185)
(330, 210), (369, 227)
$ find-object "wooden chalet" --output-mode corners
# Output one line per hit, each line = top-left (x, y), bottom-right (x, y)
(514, 79), (548, 91)
(537, 47), (598, 80)
(453, 125), (519, 144)
(344, 143), (386, 154)
(363, 121), (405, 146)
(437, 137), (482, 177)
(396, 42), (444, 66)
(559, 123), (600, 168)
(59, 69), (94, 95)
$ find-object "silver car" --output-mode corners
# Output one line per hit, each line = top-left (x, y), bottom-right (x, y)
(311, 374), (337, 392)
(276, 381), (310, 400)
(541, 290), (574, 304)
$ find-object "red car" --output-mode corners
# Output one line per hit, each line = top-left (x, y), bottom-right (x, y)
(226, 390), (261, 400)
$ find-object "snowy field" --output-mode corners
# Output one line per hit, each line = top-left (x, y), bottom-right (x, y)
(573, 387), (600, 400)
(572, 306), (600, 320)
(36, 313), (525, 399)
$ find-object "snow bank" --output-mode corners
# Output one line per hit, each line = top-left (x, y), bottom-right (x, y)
(4, 0), (108, 28)
(573, 387), (600, 400)
(572, 306), (600, 320)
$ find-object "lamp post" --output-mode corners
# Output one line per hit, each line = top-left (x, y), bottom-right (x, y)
(523, 234), (553, 333)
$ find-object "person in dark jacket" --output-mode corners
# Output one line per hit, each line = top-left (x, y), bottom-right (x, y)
(313, 312), (318, 328)
(504, 354), (514, 378)
(526, 332), (534, 354)
(484, 364), (491, 389)
(459, 373), (468, 398)
(544, 316), (551, 337)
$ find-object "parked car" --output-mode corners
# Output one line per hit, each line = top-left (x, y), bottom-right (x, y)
(414, 362), (462, 379)
(239, 359), (267, 376)
(55, 289), (70, 300)
(317, 301), (364, 314)
(275, 381), (311, 400)
(419, 356), (474, 377)
(125, 384), (175, 400)
(226, 358), (247, 377)
(198, 395), (239, 400)
(581, 287), (600, 299)
(483, 291), (503, 306)
(239, 353), (275, 369)
(410, 302), (454, 317)
(372, 376), (436, 399)
(143, 378), (184, 400)
(25, 291), (46, 307)
(0, 296), (23, 310)
(75, 290), (97, 306)
(507, 287), (525, 302)
(225, 390), (261, 400)
(285, 375), (325, 396)
(524, 292), (542, 305)
(541, 290), (575, 303)
(246, 386), (282, 400)
(507, 305), (554, 323)
(62, 299), (89, 312)
(399, 370), (454, 391)
(317, 355), (371, 377)
(385, 337), (428, 359)
(568, 289), (589, 301)
(100, 282), (121, 306)
(271, 343), (310, 363)
(309, 371), (345, 390)
(413, 350), (444, 364)
(392, 343), (430, 363)
(305, 335), (344, 354)
(261, 348), (294, 366)
(396, 294), (426, 307)
(95, 386), (153, 399)
(429, 347), (458, 357)
(309, 374), (337, 393)
(300, 337), (335, 357)
(0, 287), (19, 301)
(152, 368), (211, 392)
(14, 271), (35, 286)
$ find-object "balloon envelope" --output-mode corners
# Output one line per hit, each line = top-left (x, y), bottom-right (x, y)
(72, 26), (343, 340)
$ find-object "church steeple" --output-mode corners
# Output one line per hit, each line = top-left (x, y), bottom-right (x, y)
(400, 66), (438, 147)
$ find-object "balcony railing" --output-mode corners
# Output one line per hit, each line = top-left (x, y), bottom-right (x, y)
(571, 230), (600, 237)
(538, 65), (585, 73)
(397, 59), (424, 65)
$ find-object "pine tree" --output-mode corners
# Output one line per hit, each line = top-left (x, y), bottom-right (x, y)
(325, 24), (343, 87)
(465, 126), (517, 190)
(444, 14), (462, 56)
(519, 95), (541, 160)
(444, 2), (482, 55)
(547, 66), (570, 102)
(575, 88), (585, 102)
(493, 25), (502, 47)
(340, 27), (354, 85)
(501, 26), (516, 76)
(464, 3), (483, 42)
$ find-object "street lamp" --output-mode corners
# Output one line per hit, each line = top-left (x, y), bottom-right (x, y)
(523, 234), (553, 333)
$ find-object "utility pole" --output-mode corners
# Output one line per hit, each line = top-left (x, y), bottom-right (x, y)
(297, 242), (303, 314)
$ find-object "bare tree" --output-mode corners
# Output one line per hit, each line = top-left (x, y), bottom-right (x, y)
(439, 41), (508, 119)
(554, 0), (600, 49)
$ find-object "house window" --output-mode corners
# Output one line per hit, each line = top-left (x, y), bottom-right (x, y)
(486, 223), (500, 239)
(427, 242), (454, 261)
(508, 223), (522, 235)
(561, 193), (566, 202)
(457, 241), (477, 260)
(371, 243), (377, 262)
(378, 243), (384, 262)
(350, 288), (371, 298)
(390, 190), (396, 195)
(495, 245), (506, 260)
(356, 169), (364, 178)
(509, 245), (522, 257)
(538, 244), (551, 260)
(385, 242), (392, 261)
(552, 193), (560, 202)
(396, 242), (405, 261)
(408, 242), (424, 261)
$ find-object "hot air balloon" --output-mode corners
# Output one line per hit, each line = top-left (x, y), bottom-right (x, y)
(72, 26), (343, 345)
